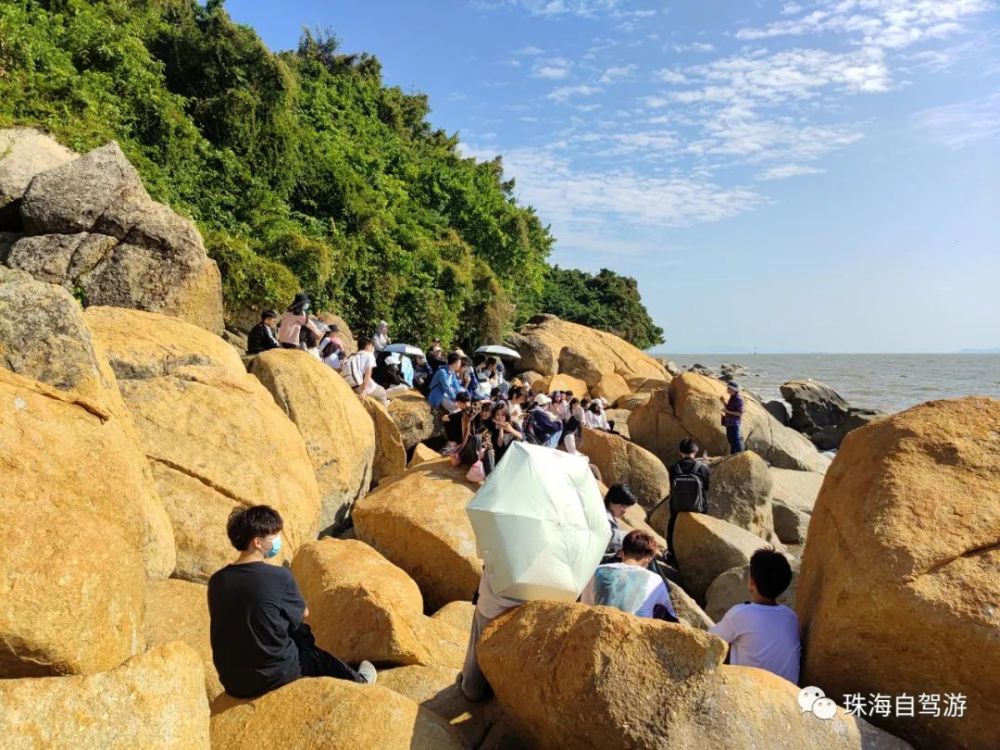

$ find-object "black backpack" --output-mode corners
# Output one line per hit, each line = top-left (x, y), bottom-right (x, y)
(670, 465), (706, 514)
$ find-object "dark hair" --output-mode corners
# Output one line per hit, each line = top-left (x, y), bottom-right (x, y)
(485, 357), (498, 367)
(358, 336), (373, 350)
(261, 309), (278, 321)
(588, 402), (601, 413)
(604, 483), (637, 508)
(564, 390), (574, 398)
(448, 353), (462, 365)
(227, 505), (283, 551)
(622, 530), (659, 559)
(679, 438), (699, 456)
(569, 397), (579, 407)
(510, 386), (524, 400)
(749, 549), (793, 600)
(455, 392), (471, 403)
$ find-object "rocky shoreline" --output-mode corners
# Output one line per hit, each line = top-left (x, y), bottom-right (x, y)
(1, 131), (996, 750)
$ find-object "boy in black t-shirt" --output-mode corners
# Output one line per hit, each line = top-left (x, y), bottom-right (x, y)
(207, 506), (376, 698)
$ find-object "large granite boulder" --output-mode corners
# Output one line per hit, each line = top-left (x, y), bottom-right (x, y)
(478, 602), (911, 750)
(581, 426), (669, 508)
(591, 372), (630, 406)
(628, 389), (694, 467)
(780, 379), (851, 434)
(557, 346), (603, 387)
(506, 316), (667, 381)
(248, 348), (375, 533)
(535, 372), (589, 398)
(353, 458), (482, 611)
(144, 579), (221, 701)
(770, 467), (824, 544)
(0, 368), (149, 676)
(362, 396), (407, 484)
(1, 270), (175, 578)
(810, 408), (882, 450)
(0, 127), (77, 229)
(797, 398), (1000, 750)
(669, 372), (830, 472)
(708, 451), (777, 542)
(291, 539), (466, 668)
(705, 558), (799, 621)
(674, 512), (770, 601)
(15, 142), (223, 332)
(0, 642), (210, 748)
(210, 677), (464, 749)
(388, 390), (439, 450)
(88, 308), (322, 580)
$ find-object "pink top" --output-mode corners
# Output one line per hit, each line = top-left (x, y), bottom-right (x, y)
(278, 312), (320, 346)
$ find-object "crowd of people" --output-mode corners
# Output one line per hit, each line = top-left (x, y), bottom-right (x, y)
(218, 296), (789, 707)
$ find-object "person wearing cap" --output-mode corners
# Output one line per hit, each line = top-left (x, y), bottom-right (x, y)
(278, 293), (323, 349)
(374, 352), (409, 396)
(247, 309), (280, 355)
(427, 343), (447, 373)
(525, 393), (562, 448)
(412, 354), (433, 394)
(372, 321), (391, 353)
(720, 382), (745, 454)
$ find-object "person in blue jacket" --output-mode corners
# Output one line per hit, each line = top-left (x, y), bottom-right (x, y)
(428, 352), (463, 411)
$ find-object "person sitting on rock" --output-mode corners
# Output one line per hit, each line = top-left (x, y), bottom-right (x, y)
(374, 352), (408, 396)
(664, 438), (712, 567)
(523, 393), (562, 448)
(344, 337), (388, 405)
(459, 568), (523, 702)
(582, 530), (678, 622)
(601, 483), (637, 565)
(426, 342), (447, 372)
(278, 293), (323, 350)
(720, 381), (745, 454)
(319, 332), (345, 372)
(441, 392), (472, 455)
(247, 309), (280, 355)
(709, 548), (801, 685)
(428, 352), (463, 412)
(412, 354), (433, 394)
(507, 386), (527, 427)
(207, 505), (377, 699)
(372, 320), (390, 352)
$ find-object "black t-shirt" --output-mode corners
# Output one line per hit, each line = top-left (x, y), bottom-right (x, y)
(668, 457), (711, 496)
(207, 562), (306, 698)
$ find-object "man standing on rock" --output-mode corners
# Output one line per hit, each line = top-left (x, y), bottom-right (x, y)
(720, 382), (745, 454)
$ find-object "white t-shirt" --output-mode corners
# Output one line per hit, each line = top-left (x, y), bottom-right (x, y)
(476, 572), (522, 620)
(581, 563), (675, 619)
(349, 350), (377, 393)
(709, 603), (801, 684)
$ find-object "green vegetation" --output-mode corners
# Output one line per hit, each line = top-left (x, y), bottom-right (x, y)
(0, 0), (663, 348)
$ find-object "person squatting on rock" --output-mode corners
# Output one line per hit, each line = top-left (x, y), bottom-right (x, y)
(278, 292), (323, 350)
(709, 548), (801, 685)
(582, 530), (678, 622)
(721, 381), (745, 454)
(207, 506), (377, 699)
(247, 309), (280, 355)
(664, 437), (711, 566)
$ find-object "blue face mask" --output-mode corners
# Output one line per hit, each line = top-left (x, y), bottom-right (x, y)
(263, 535), (282, 559)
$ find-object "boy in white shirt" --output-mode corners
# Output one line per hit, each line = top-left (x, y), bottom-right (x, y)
(582, 530), (678, 622)
(709, 548), (801, 684)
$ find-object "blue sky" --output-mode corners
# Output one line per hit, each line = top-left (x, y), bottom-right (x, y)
(226, 0), (1000, 353)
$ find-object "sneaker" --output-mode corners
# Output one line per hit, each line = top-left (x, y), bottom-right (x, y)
(358, 660), (377, 685)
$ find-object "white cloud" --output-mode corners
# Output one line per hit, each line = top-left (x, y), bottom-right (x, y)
(782, 2), (803, 15)
(654, 68), (689, 84)
(513, 45), (545, 56)
(757, 164), (827, 180)
(606, 130), (680, 154)
(600, 64), (637, 83)
(532, 57), (573, 79)
(672, 42), (716, 53)
(641, 95), (670, 108)
(911, 92), (1000, 148)
(548, 84), (604, 103)
(495, 0), (622, 18)
(735, 0), (991, 51)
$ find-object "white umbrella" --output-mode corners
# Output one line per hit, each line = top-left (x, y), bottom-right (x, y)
(466, 442), (610, 601)
(475, 345), (521, 359)
(383, 343), (425, 357)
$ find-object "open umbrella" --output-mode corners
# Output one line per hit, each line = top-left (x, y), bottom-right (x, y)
(475, 345), (521, 359)
(383, 343), (425, 357)
(466, 442), (610, 601)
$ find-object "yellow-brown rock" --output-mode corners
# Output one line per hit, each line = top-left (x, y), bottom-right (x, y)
(353, 458), (482, 611)
(144, 579), (222, 700)
(291, 539), (466, 668)
(708, 451), (776, 541)
(388, 389), (439, 450)
(363, 395), (407, 484)
(0, 369), (146, 676)
(627, 387), (694, 466)
(210, 676), (465, 750)
(249, 348), (375, 533)
(507, 316), (667, 381)
(797, 398), (1000, 750)
(669, 372), (830, 472)
(409, 442), (441, 468)
(534, 372), (589, 398)
(674, 512), (769, 601)
(616, 392), (651, 410)
(591, 372), (630, 406)
(3, 278), (174, 578)
(431, 600), (476, 635)
(620, 503), (666, 549)
(581, 426), (669, 508)
(0, 642), (210, 748)
(380, 664), (501, 748)
(478, 601), (911, 750)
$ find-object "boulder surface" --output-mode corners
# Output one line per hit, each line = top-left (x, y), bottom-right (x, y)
(362, 395), (407, 484)
(0, 127), (76, 228)
(707, 451), (776, 541)
(673, 512), (770, 601)
(581, 426), (669, 508)
(796, 398), (1000, 750)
